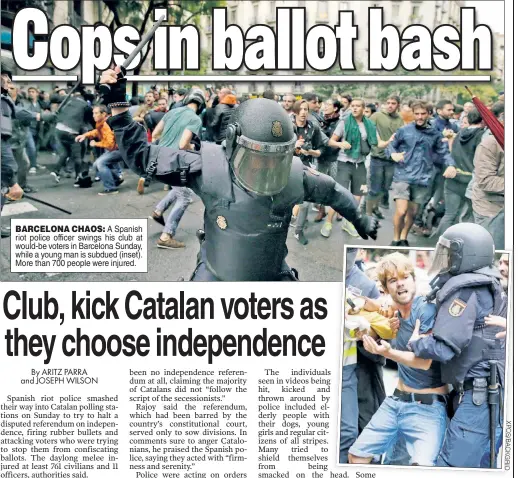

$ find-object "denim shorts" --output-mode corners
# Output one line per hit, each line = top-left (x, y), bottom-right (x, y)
(349, 395), (448, 466)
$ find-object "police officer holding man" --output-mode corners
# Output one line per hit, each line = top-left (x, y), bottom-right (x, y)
(99, 67), (379, 280)
(408, 223), (506, 468)
(1, 66), (35, 237)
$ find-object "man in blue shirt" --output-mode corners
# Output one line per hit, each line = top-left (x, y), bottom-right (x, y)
(348, 252), (448, 466)
(386, 101), (457, 247)
(431, 100), (459, 134)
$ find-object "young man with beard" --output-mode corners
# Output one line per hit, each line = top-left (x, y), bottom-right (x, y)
(348, 252), (448, 466)
(386, 101), (456, 247)
(366, 96), (404, 219)
(283, 93), (295, 114)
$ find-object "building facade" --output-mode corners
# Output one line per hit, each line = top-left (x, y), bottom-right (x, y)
(198, 0), (472, 95)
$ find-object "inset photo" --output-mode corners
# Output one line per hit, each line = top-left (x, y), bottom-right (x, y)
(339, 223), (510, 469)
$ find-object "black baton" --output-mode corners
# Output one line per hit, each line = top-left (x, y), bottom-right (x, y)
(23, 194), (72, 215)
(98, 15), (166, 96)
(488, 360), (499, 468)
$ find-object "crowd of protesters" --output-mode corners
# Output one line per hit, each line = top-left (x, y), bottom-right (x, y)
(1, 75), (505, 250)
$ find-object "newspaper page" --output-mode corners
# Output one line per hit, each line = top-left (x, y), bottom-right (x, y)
(0, 1), (513, 477)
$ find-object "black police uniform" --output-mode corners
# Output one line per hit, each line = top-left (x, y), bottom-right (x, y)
(105, 100), (377, 281)
(409, 224), (506, 468)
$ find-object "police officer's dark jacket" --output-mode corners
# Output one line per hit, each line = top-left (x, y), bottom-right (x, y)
(108, 111), (363, 281)
(410, 267), (506, 387)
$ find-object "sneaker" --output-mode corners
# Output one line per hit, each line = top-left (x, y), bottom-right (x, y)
(137, 177), (146, 195)
(398, 239), (410, 247)
(22, 185), (38, 193)
(390, 240), (400, 246)
(372, 207), (385, 220)
(320, 222), (333, 238)
(150, 212), (166, 226)
(98, 189), (119, 196)
(74, 177), (81, 188)
(289, 215), (297, 228)
(50, 171), (60, 183)
(294, 231), (308, 245)
(94, 176), (101, 182)
(115, 177), (125, 187)
(29, 167), (37, 175)
(341, 219), (360, 237)
(157, 237), (185, 249)
(36, 164), (46, 170)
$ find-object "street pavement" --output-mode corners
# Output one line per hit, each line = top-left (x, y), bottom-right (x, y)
(1, 152), (436, 282)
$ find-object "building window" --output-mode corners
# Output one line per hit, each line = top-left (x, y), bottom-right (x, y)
(253, 4), (259, 22)
(73, 0), (82, 16)
(230, 8), (237, 24)
(411, 6), (420, 18)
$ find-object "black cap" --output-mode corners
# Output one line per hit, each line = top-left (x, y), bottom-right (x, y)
(177, 88), (187, 96)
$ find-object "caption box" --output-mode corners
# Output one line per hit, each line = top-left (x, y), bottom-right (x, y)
(10, 219), (147, 273)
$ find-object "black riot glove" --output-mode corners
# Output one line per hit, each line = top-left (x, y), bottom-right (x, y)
(353, 215), (380, 241)
(96, 67), (130, 108)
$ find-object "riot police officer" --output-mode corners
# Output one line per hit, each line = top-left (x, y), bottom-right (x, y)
(408, 223), (506, 468)
(1, 66), (35, 237)
(99, 67), (379, 280)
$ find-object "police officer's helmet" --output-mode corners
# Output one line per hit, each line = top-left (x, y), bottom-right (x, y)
(182, 88), (206, 115)
(225, 98), (296, 196)
(431, 223), (495, 275)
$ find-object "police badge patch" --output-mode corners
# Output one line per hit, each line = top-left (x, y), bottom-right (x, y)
(271, 121), (283, 137)
(449, 298), (467, 317)
(216, 216), (228, 230)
